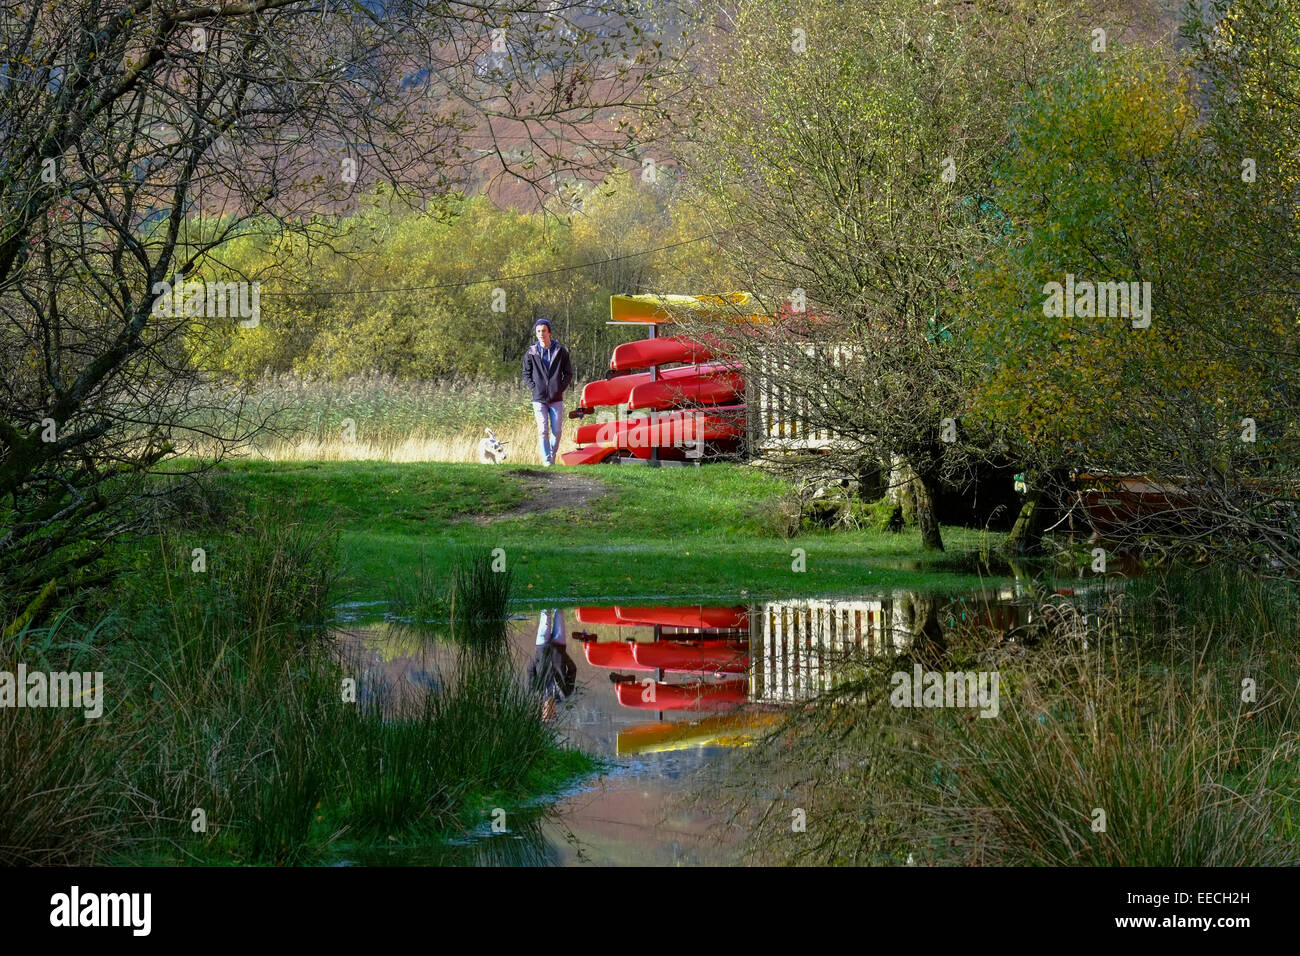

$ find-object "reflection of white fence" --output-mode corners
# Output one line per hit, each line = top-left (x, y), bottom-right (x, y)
(751, 589), (1031, 704)
(751, 345), (852, 452)
(751, 598), (908, 704)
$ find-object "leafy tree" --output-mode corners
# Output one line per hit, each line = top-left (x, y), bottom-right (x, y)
(967, 22), (1300, 570)
(0, 0), (680, 622)
(667, 0), (1097, 549)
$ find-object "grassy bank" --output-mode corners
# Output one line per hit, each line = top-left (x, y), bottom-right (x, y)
(725, 565), (1300, 866)
(0, 517), (593, 867)
(193, 458), (1005, 611)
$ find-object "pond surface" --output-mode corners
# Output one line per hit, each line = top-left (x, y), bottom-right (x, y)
(336, 576), (1123, 866)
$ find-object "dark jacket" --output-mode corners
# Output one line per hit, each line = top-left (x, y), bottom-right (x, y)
(528, 643), (577, 701)
(523, 341), (573, 404)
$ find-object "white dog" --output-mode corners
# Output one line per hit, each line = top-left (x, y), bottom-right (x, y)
(478, 427), (507, 464)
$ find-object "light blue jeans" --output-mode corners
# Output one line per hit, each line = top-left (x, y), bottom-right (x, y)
(532, 400), (563, 464)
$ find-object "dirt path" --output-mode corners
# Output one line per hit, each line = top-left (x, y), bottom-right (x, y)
(469, 467), (613, 523)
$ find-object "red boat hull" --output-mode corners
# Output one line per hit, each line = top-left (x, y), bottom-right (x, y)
(614, 606), (749, 630)
(615, 679), (749, 711)
(630, 640), (749, 674)
(580, 363), (729, 409)
(611, 335), (715, 371)
(627, 371), (745, 411)
(575, 607), (624, 626)
(573, 406), (746, 446)
(559, 444), (617, 466)
(583, 641), (654, 671)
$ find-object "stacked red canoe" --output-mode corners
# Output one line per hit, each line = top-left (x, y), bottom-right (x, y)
(560, 335), (745, 465)
(573, 604), (751, 712)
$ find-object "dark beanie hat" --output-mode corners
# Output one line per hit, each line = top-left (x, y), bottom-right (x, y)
(534, 317), (551, 329)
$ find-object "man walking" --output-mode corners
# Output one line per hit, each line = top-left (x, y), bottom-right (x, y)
(522, 317), (573, 466)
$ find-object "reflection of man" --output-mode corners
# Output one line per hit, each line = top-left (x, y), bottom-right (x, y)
(528, 608), (577, 721)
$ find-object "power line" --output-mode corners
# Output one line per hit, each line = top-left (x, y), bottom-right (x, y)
(257, 233), (716, 297)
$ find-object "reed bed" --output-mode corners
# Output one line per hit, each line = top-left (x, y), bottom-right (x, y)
(727, 566), (1300, 866)
(0, 501), (581, 865)
(176, 374), (572, 464)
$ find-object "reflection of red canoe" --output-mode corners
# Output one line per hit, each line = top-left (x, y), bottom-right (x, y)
(614, 606), (748, 630)
(611, 335), (715, 371)
(575, 607), (623, 626)
(615, 679), (748, 711)
(580, 363), (729, 408)
(583, 641), (654, 671)
(573, 406), (746, 446)
(627, 371), (745, 411)
(631, 640), (748, 673)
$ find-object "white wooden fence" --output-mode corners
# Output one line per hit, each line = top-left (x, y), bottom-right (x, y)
(750, 344), (853, 453)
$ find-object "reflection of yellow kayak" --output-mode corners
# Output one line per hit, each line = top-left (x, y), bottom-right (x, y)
(616, 710), (782, 756)
(609, 293), (767, 324)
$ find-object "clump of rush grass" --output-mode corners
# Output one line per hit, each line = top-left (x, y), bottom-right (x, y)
(0, 602), (130, 865)
(388, 548), (451, 636)
(449, 547), (512, 631)
(911, 632), (1300, 866)
(332, 647), (559, 839)
(0, 704), (131, 865)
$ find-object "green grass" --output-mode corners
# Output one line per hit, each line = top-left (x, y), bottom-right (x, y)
(3, 504), (594, 867)
(728, 565), (1300, 866)
(195, 459), (1003, 611)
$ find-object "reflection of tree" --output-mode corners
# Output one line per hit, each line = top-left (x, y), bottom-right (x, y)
(897, 592), (945, 660)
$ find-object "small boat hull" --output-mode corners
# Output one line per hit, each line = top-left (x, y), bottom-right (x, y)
(630, 640), (749, 674)
(614, 605), (749, 630)
(580, 362), (730, 408)
(559, 444), (617, 466)
(583, 640), (654, 671)
(573, 405), (746, 446)
(627, 371), (745, 411)
(611, 336), (716, 370)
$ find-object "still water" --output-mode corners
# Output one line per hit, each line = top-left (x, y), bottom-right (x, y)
(336, 578), (1121, 866)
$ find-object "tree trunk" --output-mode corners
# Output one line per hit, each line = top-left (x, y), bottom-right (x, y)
(1004, 482), (1046, 555)
(914, 470), (944, 552)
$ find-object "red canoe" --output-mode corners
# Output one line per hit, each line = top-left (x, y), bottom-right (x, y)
(630, 640), (749, 674)
(583, 641), (654, 671)
(611, 335), (715, 371)
(559, 444), (617, 465)
(558, 443), (732, 465)
(615, 679), (749, 711)
(581, 363), (731, 409)
(573, 405), (746, 446)
(614, 606), (748, 630)
(627, 371), (745, 411)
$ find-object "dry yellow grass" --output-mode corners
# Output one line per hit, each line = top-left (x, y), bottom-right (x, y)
(183, 416), (578, 464)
